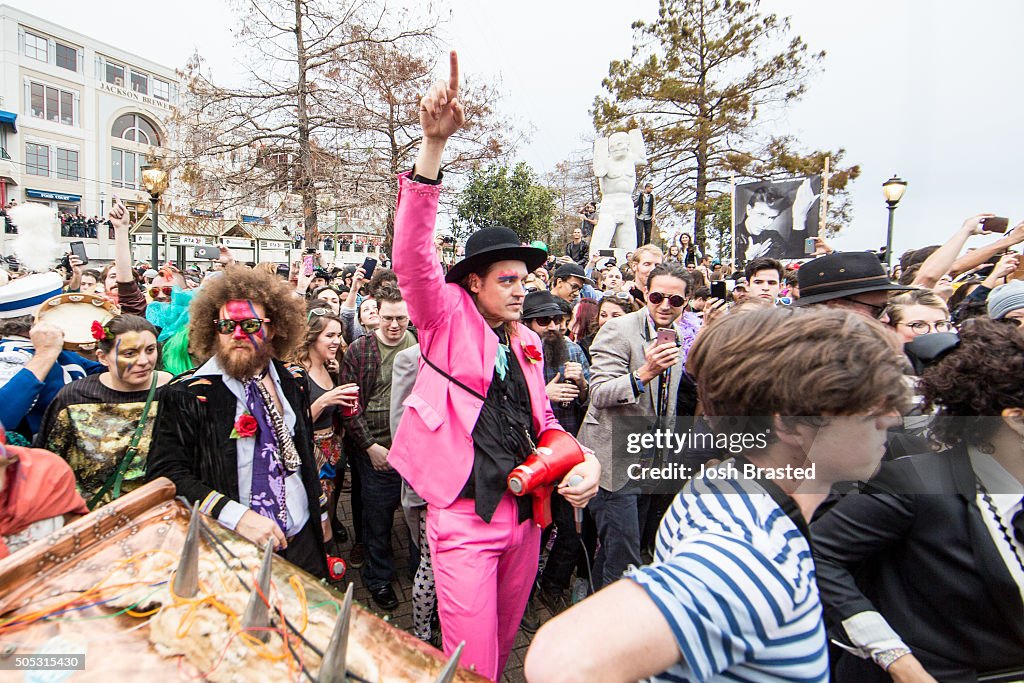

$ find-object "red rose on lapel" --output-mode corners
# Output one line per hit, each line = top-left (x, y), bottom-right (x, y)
(521, 341), (542, 364)
(231, 413), (258, 439)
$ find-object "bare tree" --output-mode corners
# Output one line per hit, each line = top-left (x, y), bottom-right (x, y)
(543, 138), (598, 248)
(320, 41), (518, 252)
(170, 0), (442, 247)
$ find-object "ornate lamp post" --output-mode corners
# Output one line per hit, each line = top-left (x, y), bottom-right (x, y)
(141, 161), (169, 268)
(882, 174), (908, 271)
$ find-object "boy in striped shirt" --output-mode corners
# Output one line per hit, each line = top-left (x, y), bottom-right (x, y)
(527, 306), (909, 682)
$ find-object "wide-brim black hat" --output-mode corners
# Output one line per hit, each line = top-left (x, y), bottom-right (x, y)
(445, 226), (548, 284)
(795, 252), (913, 306)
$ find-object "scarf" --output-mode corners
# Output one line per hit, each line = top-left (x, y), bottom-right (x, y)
(243, 373), (301, 534)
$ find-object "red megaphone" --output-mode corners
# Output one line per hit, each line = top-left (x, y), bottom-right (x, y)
(507, 429), (585, 527)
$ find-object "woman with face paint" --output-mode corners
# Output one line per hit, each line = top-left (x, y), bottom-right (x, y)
(35, 315), (172, 508)
(290, 306), (358, 543)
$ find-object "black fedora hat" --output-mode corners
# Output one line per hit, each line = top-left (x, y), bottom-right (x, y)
(445, 226), (548, 284)
(796, 252), (913, 306)
(521, 290), (565, 319)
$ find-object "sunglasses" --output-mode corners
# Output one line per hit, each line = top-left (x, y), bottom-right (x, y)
(530, 315), (565, 326)
(307, 307), (331, 322)
(149, 286), (173, 298)
(648, 291), (687, 308)
(214, 318), (271, 335)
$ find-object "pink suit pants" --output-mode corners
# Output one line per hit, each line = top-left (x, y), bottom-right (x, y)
(427, 493), (541, 681)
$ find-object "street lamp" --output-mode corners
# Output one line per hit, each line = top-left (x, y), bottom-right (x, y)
(141, 161), (169, 267)
(882, 174), (907, 271)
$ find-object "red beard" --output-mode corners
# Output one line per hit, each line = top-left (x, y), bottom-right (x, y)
(217, 341), (275, 380)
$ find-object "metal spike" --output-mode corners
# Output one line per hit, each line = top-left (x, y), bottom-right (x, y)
(317, 584), (353, 683)
(241, 539), (275, 642)
(434, 641), (465, 683)
(172, 502), (201, 598)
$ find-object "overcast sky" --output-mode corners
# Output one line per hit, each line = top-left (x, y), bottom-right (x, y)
(11, 0), (1024, 256)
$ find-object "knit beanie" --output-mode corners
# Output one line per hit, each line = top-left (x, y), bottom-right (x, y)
(986, 279), (1024, 319)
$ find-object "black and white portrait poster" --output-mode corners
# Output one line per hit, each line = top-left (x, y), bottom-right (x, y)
(733, 176), (822, 263)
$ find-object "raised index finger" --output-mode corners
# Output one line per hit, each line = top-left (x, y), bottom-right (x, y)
(448, 50), (459, 97)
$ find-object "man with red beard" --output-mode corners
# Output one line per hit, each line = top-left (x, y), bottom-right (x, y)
(148, 267), (328, 577)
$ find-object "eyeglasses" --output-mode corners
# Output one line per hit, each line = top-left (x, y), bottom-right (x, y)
(307, 307), (331, 322)
(530, 316), (565, 326)
(648, 291), (687, 308)
(214, 318), (271, 335)
(844, 297), (887, 320)
(900, 320), (955, 335)
(380, 315), (409, 324)
(149, 286), (173, 298)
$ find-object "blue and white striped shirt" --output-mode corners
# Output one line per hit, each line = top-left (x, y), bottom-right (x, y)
(627, 466), (828, 683)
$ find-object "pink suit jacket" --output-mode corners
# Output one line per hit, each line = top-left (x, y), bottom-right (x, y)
(388, 173), (563, 509)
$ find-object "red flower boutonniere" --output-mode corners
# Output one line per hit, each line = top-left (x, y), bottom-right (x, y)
(231, 413), (258, 439)
(521, 341), (542, 364)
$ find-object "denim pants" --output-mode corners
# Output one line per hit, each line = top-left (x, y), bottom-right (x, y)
(635, 217), (653, 246)
(352, 449), (403, 590)
(588, 486), (651, 590)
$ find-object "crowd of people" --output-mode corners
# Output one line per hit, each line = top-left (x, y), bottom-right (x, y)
(1, 51), (1023, 683)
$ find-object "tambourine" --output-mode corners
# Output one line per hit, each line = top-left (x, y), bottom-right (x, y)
(35, 292), (121, 352)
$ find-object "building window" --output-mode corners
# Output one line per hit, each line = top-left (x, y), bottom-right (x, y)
(29, 81), (75, 126)
(26, 143), (49, 176)
(112, 148), (142, 189)
(130, 70), (148, 95)
(105, 62), (125, 87)
(55, 43), (77, 72)
(55, 149), (79, 181)
(153, 79), (170, 101)
(24, 32), (47, 61)
(111, 113), (162, 146)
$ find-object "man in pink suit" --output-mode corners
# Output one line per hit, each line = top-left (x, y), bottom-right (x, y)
(389, 52), (600, 680)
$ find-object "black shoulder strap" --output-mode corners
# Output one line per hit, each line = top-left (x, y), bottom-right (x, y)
(419, 350), (486, 401)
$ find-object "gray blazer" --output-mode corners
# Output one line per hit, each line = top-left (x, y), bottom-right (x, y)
(390, 344), (425, 509)
(577, 309), (683, 491)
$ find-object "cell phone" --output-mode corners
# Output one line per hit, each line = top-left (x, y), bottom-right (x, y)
(655, 327), (677, 347)
(275, 263), (290, 278)
(599, 249), (616, 257)
(981, 217), (1009, 233)
(194, 245), (219, 260)
(302, 253), (316, 277)
(69, 241), (89, 266)
(804, 237), (816, 255)
(361, 257), (378, 280)
(710, 280), (727, 300)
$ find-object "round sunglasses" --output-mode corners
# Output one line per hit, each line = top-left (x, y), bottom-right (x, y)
(648, 291), (687, 308)
(214, 318), (271, 335)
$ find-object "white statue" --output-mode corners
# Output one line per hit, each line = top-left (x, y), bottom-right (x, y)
(590, 129), (647, 253)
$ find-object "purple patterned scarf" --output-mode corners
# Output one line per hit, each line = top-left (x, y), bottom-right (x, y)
(243, 375), (299, 534)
